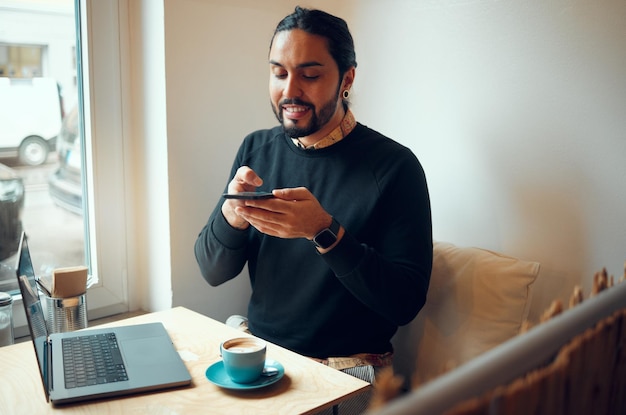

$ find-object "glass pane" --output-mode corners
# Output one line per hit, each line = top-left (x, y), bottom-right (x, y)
(0, 1), (85, 295)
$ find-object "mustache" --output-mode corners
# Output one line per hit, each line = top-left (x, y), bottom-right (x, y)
(279, 98), (313, 108)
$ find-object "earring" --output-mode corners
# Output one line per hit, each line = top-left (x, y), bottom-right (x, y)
(342, 89), (350, 99)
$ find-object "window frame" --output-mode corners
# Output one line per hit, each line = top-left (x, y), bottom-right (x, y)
(12, 0), (132, 338)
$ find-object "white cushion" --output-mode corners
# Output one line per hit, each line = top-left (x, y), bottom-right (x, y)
(392, 241), (540, 385)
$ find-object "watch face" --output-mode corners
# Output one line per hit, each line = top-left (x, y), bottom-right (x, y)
(314, 229), (337, 249)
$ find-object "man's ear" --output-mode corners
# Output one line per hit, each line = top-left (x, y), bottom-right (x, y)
(342, 66), (356, 91)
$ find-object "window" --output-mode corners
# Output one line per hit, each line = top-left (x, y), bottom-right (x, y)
(0, 44), (44, 78)
(0, 0), (131, 337)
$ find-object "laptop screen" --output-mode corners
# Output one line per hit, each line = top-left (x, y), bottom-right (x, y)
(16, 231), (37, 294)
(15, 232), (50, 399)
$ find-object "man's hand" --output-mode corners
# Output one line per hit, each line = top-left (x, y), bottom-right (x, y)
(221, 166), (264, 229)
(235, 187), (332, 241)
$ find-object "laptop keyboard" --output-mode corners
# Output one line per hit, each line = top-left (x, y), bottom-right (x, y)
(62, 333), (129, 389)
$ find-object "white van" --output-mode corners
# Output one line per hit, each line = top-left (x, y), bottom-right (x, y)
(0, 77), (63, 166)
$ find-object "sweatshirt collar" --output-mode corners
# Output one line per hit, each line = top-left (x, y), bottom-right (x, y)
(292, 109), (356, 150)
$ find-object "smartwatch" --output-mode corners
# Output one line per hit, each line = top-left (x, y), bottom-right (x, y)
(312, 217), (341, 249)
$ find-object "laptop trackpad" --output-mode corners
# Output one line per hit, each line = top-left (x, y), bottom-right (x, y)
(120, 336), (190, 386)
(121, 337), (184, 383)
(121, 337), (178, 366)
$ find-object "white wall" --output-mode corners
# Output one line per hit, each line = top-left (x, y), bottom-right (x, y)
(151, 0), (626, 323)
(127, 0), (172, 312)
(346, 0), (626, 319)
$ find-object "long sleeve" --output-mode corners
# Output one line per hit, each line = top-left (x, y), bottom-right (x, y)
(322, 149), (432, 326)
(194, 207), (249, 287)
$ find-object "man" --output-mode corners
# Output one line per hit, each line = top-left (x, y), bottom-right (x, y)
(195, 6), (432, 388)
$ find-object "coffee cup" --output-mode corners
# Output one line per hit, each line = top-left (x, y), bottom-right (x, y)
(220, 337), (267, 383)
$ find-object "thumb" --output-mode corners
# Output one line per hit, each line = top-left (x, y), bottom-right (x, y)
(273, 187), (310, 201)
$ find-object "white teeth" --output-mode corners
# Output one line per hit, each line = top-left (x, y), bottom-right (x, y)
(284, 106), (307, 113)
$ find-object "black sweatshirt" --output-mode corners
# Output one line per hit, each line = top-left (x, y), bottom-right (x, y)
(195, 123), (432, 359)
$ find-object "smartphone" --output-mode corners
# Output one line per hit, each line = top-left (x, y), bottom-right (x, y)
(222, 191), (275, 200)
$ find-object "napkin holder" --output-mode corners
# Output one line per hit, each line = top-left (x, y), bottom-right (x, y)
(42, 266), (88, 333)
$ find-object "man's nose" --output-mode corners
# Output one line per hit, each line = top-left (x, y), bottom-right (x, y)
(283, 75), (302, 98)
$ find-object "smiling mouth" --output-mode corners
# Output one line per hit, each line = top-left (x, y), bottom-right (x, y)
(282, 105), (310, 117)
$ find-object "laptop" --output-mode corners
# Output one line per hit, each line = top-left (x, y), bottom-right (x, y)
(15, 232), (192, 405)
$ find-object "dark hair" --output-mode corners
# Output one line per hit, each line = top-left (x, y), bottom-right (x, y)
(271, 6), (357, 76)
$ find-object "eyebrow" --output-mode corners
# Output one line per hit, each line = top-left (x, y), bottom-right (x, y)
(269, 60), (325, 69)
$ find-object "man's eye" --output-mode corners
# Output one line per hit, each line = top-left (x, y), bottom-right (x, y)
(303, 74), (320, 80)
(274, 73), (287, 79)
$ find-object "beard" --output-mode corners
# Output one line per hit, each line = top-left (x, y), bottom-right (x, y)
(272, 95), (340, 139)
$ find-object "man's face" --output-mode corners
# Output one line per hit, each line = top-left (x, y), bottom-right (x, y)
(269, 29), (346, 140)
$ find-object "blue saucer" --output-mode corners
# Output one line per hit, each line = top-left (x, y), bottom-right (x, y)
(206, 359), (284, 390)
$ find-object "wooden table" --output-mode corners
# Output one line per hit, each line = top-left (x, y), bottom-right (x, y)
(0, 307), (369, 414)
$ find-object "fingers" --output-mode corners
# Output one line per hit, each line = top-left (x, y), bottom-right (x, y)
(222, 166), (264, 229)
(235, 187), (330, 240)
(242, 188), (307, 214)
(230, 166), (263, 192)
(222, 181), (329, 238)
(272, 187), (310, 201)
